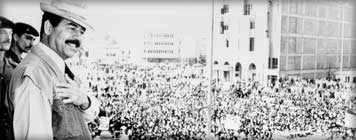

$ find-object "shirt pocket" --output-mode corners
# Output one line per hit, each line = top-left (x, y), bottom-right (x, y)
(52, 99), (82, 138)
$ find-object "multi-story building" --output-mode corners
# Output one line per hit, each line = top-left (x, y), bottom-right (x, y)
(270, 0), (356, 81)
(213, 0), (356, 84)
(83, 34), (131, 64)
(212, 0), (270, 84)
(142, 32), (182, 63)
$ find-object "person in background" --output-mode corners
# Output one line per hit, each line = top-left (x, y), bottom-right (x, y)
(5, 22), (39, 66)
(0, 16), (15, 140)
(2, 22), (39, 140)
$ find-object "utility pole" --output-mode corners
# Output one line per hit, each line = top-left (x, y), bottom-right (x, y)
(206, 0), (215, 139)
(328, 63), (331, 79)
(340, 3), (345, 81)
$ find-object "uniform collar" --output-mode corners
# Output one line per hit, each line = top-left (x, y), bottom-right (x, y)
(5, 49), (21, 64)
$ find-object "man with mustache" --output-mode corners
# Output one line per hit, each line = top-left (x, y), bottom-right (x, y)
(0, 16), (14, 87)
(5, 0), (99, 139)
(6, 22), (39, 67)
(0, 16), (15, 140)
(2, 23), (38, 140)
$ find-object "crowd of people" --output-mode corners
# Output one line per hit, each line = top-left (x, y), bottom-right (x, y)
(211, 74), (355, 140)
(1, 0), (355, 139)
(68, 59), (356, 140)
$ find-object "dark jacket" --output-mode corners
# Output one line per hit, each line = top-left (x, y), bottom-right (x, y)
(0, 57), (16, 140)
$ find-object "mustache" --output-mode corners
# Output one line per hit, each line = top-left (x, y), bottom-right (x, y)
(1, 39), (11, 44)
(65, 39), (81, 48)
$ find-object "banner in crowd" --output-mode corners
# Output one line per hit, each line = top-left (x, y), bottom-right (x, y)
(98, 116), (110, 130)
(345, 110), (356, 128)
(223, 115), (241, 130)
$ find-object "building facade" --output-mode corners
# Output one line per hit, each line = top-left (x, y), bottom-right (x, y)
(142, 32), (182, 63)
(272, 0), (356, 80)
(212, 0), (270, 84)
(83, 34), (131, 64)
(213, 0), (356, 84)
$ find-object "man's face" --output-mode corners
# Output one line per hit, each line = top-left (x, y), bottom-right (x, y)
(16, 33), (36, 53)
(0, 28), (13, 51)
(48, 18), (85, 60)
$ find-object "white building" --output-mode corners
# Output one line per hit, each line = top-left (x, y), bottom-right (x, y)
(142, 32), (182, 63)
(212, 0), (270, 85)
(213, 0), (356, 84)
(83, 34), (130, 64)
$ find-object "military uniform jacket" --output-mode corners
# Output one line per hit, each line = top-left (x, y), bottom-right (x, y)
(0, 56), (16, 106)
(0, 56), (16, 140)
(5, 49), (21, 65)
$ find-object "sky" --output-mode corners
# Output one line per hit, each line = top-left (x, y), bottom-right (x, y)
(0, 0), (212, 54)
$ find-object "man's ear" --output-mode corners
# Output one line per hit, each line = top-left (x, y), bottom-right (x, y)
(13, 34), (19, 42)
(44, 20), (53, 35)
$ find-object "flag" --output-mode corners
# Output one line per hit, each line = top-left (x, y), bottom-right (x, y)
(223, 115), (241, 130)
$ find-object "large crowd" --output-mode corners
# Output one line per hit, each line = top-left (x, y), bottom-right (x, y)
(68, 59), (356, 140)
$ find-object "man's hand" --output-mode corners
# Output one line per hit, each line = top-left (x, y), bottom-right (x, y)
(56, 74), (90, 109)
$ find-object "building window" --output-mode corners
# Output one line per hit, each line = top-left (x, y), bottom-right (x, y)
(268, 57), (278, 69)
(221, 4), (229, 14)
(249, 37), (254, 51)
(220, 21), (224, 34)
(224, 25), (228, 32)
(250, 20), (255, 29)
(220, 21), (228, 34)
(244, 0), (252, 15)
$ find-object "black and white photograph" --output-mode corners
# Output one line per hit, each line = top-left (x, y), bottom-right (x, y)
(0, 0), (355, 139)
